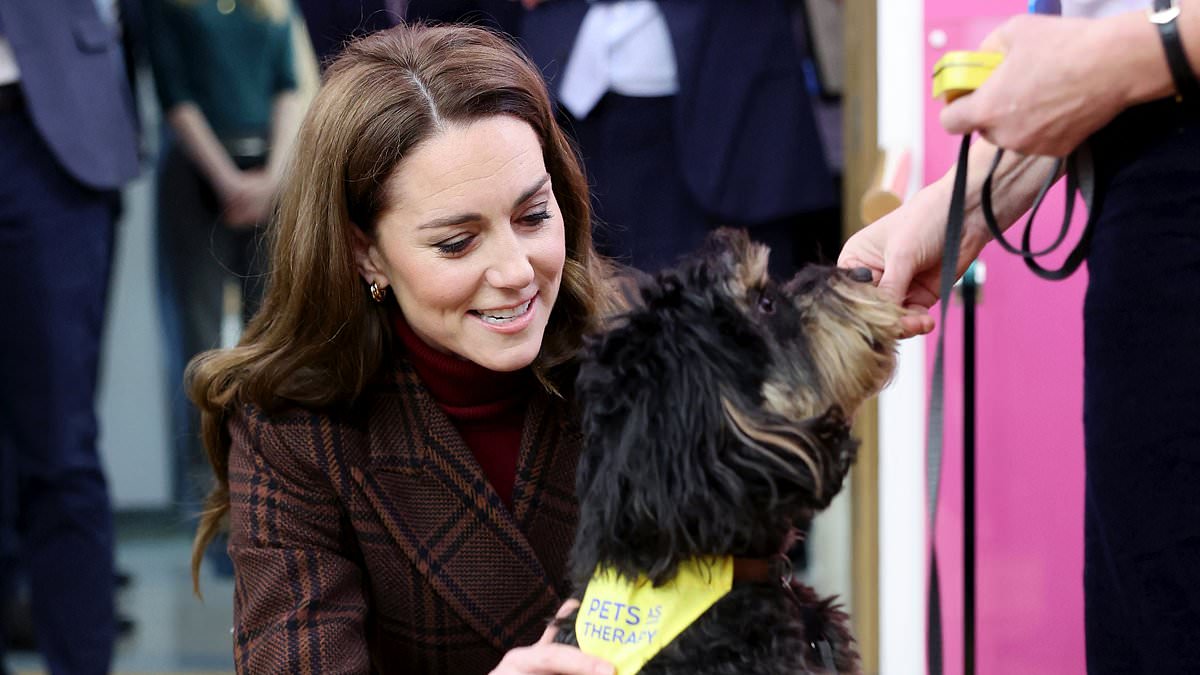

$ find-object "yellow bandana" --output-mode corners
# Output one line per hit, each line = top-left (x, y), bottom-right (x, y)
(575, 556), (733, 675)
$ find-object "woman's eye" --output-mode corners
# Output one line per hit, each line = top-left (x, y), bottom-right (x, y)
(758, 292), (775, 314)
(435, 236), (472, 255)
(520, 210), (552, 225)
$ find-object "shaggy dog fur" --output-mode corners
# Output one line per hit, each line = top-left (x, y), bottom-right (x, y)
(555, 229), (901, 674)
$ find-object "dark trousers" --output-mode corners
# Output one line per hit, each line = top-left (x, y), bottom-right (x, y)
(1084, 99), (1200, 673)
(156, 144), (265, 516)
(564, 93), (840, 276)
(0, 105), (117, 674)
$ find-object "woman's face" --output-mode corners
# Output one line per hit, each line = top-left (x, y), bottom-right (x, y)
(355, 115), (567, 372)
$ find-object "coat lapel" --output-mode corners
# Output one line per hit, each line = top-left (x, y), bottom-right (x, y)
(351, 360), (579, 652)
(511, 390), (581, 598)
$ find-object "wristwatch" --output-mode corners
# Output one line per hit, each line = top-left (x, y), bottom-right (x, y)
(1149, 0), (1200, 102)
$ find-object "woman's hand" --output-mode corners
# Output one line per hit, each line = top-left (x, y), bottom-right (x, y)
(839, 179), (990, 338)
(839, 206), (938, 339)
(490, 600), (614, 675)
(941, 13), (1171, 157)
(217, 168), (277, 229)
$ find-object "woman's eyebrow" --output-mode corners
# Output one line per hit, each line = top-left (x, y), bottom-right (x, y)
(417, 175), (551, 231)
(417, 212), (481, 231)
(512, 174), (551, 210)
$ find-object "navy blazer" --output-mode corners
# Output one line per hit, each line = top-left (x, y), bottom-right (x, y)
(295, 0), (399, 65)
(520, 0), (834, 224)
(0, 0), (139, 190)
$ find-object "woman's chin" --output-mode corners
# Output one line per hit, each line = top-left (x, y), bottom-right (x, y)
(466, 338), (542, 373)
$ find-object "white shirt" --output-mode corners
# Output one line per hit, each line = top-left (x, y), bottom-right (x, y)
(1061, 0), (1152, 18)
(558, 0), (679, 120)
(0, 38), (18, 86)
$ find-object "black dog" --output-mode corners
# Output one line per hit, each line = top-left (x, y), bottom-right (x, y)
(557, 229), (901, 674)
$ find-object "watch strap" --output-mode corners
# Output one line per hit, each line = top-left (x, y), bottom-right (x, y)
(1153, 2), (1200, 102)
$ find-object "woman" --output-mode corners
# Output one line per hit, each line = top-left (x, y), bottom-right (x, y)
(187, 23), (620, 675)
(144, 0), (303, 522)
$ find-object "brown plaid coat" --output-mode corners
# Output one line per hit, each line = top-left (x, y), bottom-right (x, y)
(226, 357), (581, 674)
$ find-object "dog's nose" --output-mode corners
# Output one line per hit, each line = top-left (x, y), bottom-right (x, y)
(848, 267), (874, 283)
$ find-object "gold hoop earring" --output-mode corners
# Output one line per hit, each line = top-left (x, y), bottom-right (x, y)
(369, 281), (387, 303)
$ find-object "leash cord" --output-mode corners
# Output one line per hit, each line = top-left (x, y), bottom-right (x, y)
(980, 145), (1097, 280)
(926, 133), (972, 675)
(927, 137), (1096, 675)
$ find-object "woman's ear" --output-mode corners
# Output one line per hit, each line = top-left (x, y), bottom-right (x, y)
(349, 224), (386, 285)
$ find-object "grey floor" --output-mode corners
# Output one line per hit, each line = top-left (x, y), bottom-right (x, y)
(5, 519), (236, 675)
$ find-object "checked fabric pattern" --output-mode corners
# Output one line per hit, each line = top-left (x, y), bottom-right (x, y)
(226, 356), (581, 674)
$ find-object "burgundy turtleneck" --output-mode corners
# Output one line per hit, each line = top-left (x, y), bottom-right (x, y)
(393, 313), (532, 508)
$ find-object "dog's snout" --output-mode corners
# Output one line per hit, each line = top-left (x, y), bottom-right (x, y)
(848, 267), (874, 283)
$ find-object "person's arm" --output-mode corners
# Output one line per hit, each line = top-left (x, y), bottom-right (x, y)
(143, 1), (262, 224)
(838, 139), (1058, 337)
(265, 15), (303, 184)
(942, 2), (1200, 156)
(165, 103), (243, 199)
(1187, 0), (1200, 78)
(143, 0), (238, 192)
(166, 103), (271, 228)
(266, 92), (302, 183)
(226, 411), (371, 674)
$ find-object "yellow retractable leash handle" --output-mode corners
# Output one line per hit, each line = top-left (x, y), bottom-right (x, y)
(932, 51), (1005, 102)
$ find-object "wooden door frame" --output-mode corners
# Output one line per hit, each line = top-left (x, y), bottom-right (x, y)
(841, 0), (881, 672)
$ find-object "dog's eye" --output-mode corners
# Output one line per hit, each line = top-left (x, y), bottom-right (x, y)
(757, 293), (775, 314)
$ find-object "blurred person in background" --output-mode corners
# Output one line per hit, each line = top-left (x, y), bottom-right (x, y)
(517, 0), (835, 275)
(293, 0), (399, 67)
(187, 23), (622, 674)
(406, 0), (522, 34)
(141, 0), (302, 570)
(0, 0), (140, 672)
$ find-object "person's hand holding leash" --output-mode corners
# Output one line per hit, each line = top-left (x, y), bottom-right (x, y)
(941, 12), (1177, 156)
(839, 138), (1058, 335)
(838, 181), (986, 338)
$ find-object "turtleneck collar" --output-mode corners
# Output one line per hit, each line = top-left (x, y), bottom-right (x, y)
(392, 311), (533, 419)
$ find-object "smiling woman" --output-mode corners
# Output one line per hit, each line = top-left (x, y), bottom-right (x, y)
(352, 117), (567, 373)
(183, 23), (622, 675)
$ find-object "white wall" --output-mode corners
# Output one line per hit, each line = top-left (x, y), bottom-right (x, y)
(97, 172), (173, 510)
(875, 1), (928, 673)
(97, 69), (173, 511)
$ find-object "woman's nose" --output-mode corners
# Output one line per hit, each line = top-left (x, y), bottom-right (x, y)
(484, 231), (536, 289)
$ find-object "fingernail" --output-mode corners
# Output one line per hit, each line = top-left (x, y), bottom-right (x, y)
(594, 665), (615, 675)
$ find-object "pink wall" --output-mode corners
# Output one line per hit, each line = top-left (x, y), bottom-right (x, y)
(922, 3), (1087, 673)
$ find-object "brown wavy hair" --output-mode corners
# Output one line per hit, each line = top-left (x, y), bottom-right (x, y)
(186, 23), (616, 589)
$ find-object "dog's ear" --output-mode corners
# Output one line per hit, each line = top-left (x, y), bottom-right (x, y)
(721, 402), (859, 511)
(700, 227), (770, 296)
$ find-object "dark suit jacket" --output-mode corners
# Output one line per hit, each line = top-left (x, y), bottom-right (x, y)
(294, 0), (398, 65)
(0, 0), (139, 190)
(520, 0), (835, 224)
(227, 356), (581, 674)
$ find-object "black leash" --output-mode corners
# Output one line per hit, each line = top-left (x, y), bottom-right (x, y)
(925, 134), (970, 675)
(980, 145), (1098, 280)
(927, 137), (1095, 675)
